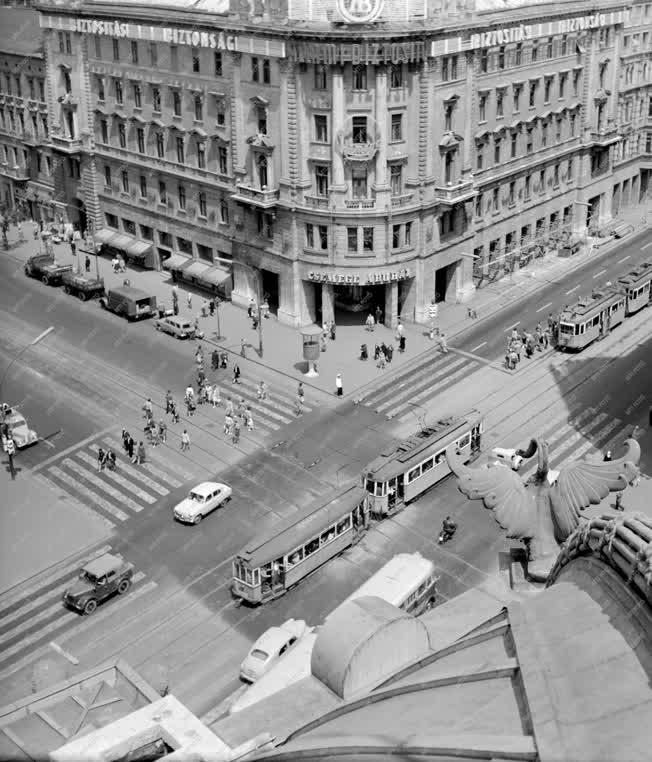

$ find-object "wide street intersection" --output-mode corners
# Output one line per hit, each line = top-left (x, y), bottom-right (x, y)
(1, 221), (651, 715)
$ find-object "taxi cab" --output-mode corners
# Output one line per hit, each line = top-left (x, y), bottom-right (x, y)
(155, 315), (202, 340)
(1, 405), (38, 448)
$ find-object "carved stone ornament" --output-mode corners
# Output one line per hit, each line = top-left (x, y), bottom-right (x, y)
(308, 95), (331, 110)
(340, 139), (378, 164)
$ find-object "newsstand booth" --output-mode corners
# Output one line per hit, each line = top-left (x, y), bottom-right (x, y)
(94, 229), (157, 269)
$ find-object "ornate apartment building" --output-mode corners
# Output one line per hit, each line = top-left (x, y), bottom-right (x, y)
(15, 0), (652, 326)
(0, 8), (56, 225)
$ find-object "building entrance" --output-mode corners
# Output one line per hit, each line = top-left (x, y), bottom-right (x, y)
(261, 269), (279, 315)
(333, 283), (384, 325)
(434, 263), (456, 302)
(587, 195), (601, 229)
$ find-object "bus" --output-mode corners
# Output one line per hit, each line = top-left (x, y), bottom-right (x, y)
(363, 410), (483, 517)
(230, 552), (438, 714)
(232, 482), (368, 605)
(618, 261), (652, 316)
(557, 285), (626, 351)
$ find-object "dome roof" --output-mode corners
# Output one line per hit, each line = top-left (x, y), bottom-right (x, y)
(311, 596), (430, 700)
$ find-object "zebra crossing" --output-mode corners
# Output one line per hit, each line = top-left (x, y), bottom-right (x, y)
(0, 544), (156, 680)
(356, 351), (481, 421)
(518, 405), (630, 481)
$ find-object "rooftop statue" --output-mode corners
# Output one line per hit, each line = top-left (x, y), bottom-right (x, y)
(446, 436), (641, 581)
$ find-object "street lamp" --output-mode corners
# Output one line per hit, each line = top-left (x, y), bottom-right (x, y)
(0, 327), (55, 413)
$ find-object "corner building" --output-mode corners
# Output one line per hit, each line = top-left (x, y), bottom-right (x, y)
(36, 0), (652, 327)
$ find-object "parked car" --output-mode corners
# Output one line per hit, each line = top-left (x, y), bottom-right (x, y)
(61, 270), (105, 301)
(491, 447), (523, 471)
(0, 404), (38, 448)
(173, 481), (232, 524)
(24, 253), (73, 286)
(63, 552), (134, 615)
(240, 619), (307, 683)
(155, 315), (201, 339)
(99, 285), (156, 320)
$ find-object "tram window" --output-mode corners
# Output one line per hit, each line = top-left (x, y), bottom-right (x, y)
(245, 568), (254, 584)
(365, 479), (375, 494)
(337, 515), (352, 534)
(287, 548), (304, 568)
(320, 527), (336, 545)
(421, 457), (434, 473)
(254, 569), (260, 585)
(457, 432), (471, 449)
(305, 537), (320, 556)
(434, 450), (445, 464)
(559, 323), (573, 334)
(408, 465), (421, 482)
(591, 316), (599, 327)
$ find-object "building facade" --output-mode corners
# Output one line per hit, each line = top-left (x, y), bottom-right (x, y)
(0, 7), (56, 224)
(30, 0), (652, 326)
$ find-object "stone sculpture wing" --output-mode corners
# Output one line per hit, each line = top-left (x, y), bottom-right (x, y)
(550, 438), (642, 540)
(446, 445), (538, 539)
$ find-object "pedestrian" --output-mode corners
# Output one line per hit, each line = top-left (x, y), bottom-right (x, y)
(542, 328), (550, 349)
(399, 335), (406, 353)
(386, 344), (394, 363)
(107, 449), (116, 470)
(297, 382), (305, 406)
(547, 312), (555, 331)
(511, 328), (519, 342)
(603, 450), (612, 462)
(121, 429), (128, 452)
(233, 364), (241, 384)
(396, 320), (404, 341)
(512, 339), (522, 362)
(204, 383), (212, 404)
(187, 292), (192, 310)
(158, 420), (167, 443)
(181, 429), (190, 451)
(70, 240), (76, 257)
(209, 298), (215, 317)
(143, 397), (153, 418)
(97, 447), (106, 471)
(257, 381), (267, 400)
(365, 313), (375, 332)
(320, 334), (327, 352)
(135, 441), (145, 464)
(375, 305), (383, 326)
(165, 390), (173, 414)
(335, 372), (343, 397)
(232, 419), (241, 444)
(374, 344), (381, 361)
(225, 397), (234, 416)
(185, 384), (195, 402)
(247, 298), (256, 318)
(173, 300), (179, 316)
(438, 333), (448, 353)
(246, 407), (254, 431)
(211, 385), (222, 407)
(224, 413), (234, 435)
(330, 320), (336, 341)
(377, 350), (386, 369)
(85, 255), (91, 272)
(241, 338), (247, 357)
(18, 222), (25, 242)
(170, 401), (179, 423)
(127, 435), (135, 460)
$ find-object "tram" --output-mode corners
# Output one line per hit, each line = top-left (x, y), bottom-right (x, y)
(618, 261), (652, 316)
(557, 284), (626, 351)
(363, 410), (483, 517)
(232, 483), (368, 605)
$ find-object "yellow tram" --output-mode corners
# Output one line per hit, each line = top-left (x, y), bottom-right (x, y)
(557, 285), (626, 351)
(363, 411), (483, 518)
(232, 483), (368, 605)
(618, 261), (652, 316)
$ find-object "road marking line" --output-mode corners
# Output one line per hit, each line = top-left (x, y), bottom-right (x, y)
(30, 425), (118, 473)
(536, 302), (553, 313)
(103, 439), (179, 491)
(593, 268), (607, 279)
(41, 438), (57, 449)
(49, 641), (79, 665)
(48, 466), (129, 521)
(642, 242), (652, 251)
(566, 285), (580, 295)
(0, 579), (79, 632)
(505, 321), (520, 333)
(142, 447), (197, 483)
(76, 451), (158, 503)
(471, 341), (487, 352)
(361, 354), (459, 406)
(375, 357), (467, 413)
(64, 459), (145, 513)
(617, 255), (631, 263)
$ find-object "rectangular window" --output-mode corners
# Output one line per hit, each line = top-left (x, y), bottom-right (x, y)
(131, 40), (138, 64)
(352, 116), (367, 143)
(513, 85), (521, 112)
(176, 136), (184, 164)
(137, 128), (145, 153)
(405, 221), (412, 245)
(511, 132), (517, 157)
(390, 164), (402, 195)
(390, 62), (403, 88)
(553, 163), (560, 186)
(170, 45), (178, 71)
(121, 170), (129, 192)
(315, 114), (328, 142)
(508, 180), (515, 204)
(199, 192), (207, 217)
(192, 48), (200, 73)
(220, 200), (229, 224)
(352, 166), (367, 198)
(305, 223), (314, 248)
(314, 64), (327, 90)
(318, 225), (328, 250)
(177, 236), (192, 255)
(480, 49), (488, 73)
(391, 113), (402, 141)
(133, 83), (141, 108)
(65, 33), (72, 54)
(529, 80), (537, 107)
(363, 227), (374, 251)
(539, 168), (545, 192)
(173, 90), (181, 116)
(567, 157), (574, 179)
(573, 70), (581, 97)
(115, 80), (123, 104)
(392, 224), (400, 249)
(479, 93), (487, 121)
(263, 59), (270, 84)
(104, 165), (111, 187)
(555, 118), (562, 142)
(498, 46), (505, 69)
(542, 121), (548, 147)
(97, 78), (105, 101)
(194, 96), (203, 121)
(314, 165), (329, 196)
(100, 119), (108, 143)
(58, 31), (65, 53)
(217, 109), (225, 126)
(197, 142), (206, 169)
(257, 106), (267, 134)
(546, 36), (553, 58)
(94, 35), (102, 59)
(149, 43), (157, 67)
(139, 225), (153, 242)
(106, 212), (119, 228)
(570, 113), (577, 136)
(561, 34), (568, 56)
(218, 146), (228, 174)
(544, 77), (552, 103)
(112, 39), (120, 61)
(118, 122), (126, 148)
(156, 132), (164, 158)
(492, 187), (499, 211)
(559, 72), (567, 99)
(152, 87), (161, 112)
(38, 80), (45, 101)
(251, 56), (259, 82)
(515, 42), (523, 66)
(347, 227), (358, 252)
(477, 144), (484, 170)
(214, 51), (222, 76)
(353, 64), (367, 90)
(494, 137), (501, 164)
(496, 89), (504, 117)
(178, 185), (186, 210)
(475, 192), (483, 217)
(532, 41), (538, 62)
(139, 174), (147, 197)
(444, 102), (453, 132)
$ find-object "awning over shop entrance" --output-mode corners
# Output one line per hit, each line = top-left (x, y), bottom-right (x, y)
(162, 253), (190, 271)
(125, 239), (152, 261)
(182, 261), (212, 280)
(94, 228), (116, 245)
(93, 229), (153, 264)
(197, 265), (232, 290)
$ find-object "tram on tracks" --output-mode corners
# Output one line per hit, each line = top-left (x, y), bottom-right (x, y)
(363, 410), (483, 517)
(232, 483), (368, 605)
(556, 260), (652, 352)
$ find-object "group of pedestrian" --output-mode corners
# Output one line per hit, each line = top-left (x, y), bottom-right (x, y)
(97, 447), (117, 471)
(505, 315), (554, 371)
(120, 429), (145, 465)
(374, 343), (395, 369)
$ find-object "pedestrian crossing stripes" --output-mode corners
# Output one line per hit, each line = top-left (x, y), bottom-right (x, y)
(357, 352), (480, 420)
(0, 546), (154, 680)
(519, 407), (629, 482)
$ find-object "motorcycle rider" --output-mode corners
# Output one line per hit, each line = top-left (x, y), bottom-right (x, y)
(441, 516), (457, 541)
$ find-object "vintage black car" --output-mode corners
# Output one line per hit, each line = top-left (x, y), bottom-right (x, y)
(63, 552), (134, 615)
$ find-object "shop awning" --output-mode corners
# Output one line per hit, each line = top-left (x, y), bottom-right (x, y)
(125, 240), (152, 260)
(94, 228), (117, 244)
(162, 253), (190, 271)
(182, 261), (211, 279)
(108, 233), (134, 250)
(197, 265), (231, 288)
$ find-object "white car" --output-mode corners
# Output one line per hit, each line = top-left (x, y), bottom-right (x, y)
(240, 619), (307, 683)
(1, 405), (38, 448)
(173, 481), (232, 524)
(491, 447), (523, 471)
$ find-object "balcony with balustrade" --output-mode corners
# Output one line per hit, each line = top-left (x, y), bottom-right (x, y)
(0, 162), (30, 181)
(231, 183), (279, 209)
(587, 124), (621, 147)
(434, 178), (476, 206)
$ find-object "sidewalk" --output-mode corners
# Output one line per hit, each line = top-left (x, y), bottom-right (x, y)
(4, 200), (650, 398)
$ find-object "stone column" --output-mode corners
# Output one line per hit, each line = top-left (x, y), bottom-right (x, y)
(330, 65), (347, 198)
(229, 52), (246, 178)
(384, 281), (399, 329)
(374, 65), (389, 204)
(462, 53), (474, 176)
(278, 59), (298, 199)
(321, 283), (335, 325)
